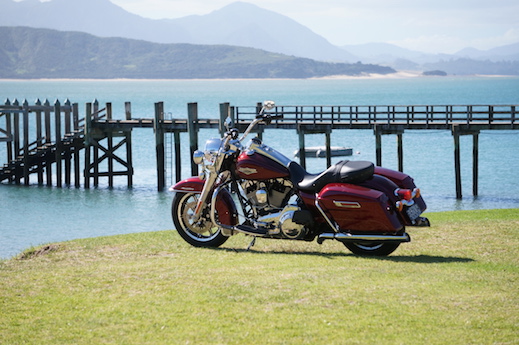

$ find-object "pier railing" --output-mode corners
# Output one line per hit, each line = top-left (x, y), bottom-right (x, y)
(233, 104), (518, 130)
(1, 100), (518, 198)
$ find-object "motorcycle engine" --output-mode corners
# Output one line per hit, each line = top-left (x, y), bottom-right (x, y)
(240, 178), (313, 240)
(240, 178), (294, 213)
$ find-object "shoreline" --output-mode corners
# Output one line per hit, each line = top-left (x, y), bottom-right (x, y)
(0, 72), (517, 82)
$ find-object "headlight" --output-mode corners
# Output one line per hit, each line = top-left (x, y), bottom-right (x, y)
(202, 138), (223, 165)
(204, 138), (223, 152)
(193, 150), (204, 165)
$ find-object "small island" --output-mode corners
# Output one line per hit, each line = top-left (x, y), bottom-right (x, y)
(423, 70), (448, 76)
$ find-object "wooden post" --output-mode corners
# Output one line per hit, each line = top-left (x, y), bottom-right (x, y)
(174, 131), (181, 182)
(452, 125), (462, 199)
(4, 99), (13, 164)
(187, 102), (199, 177)
(54, 99), (62, 188)
(125, 102), (133, 188)
(13, 99), (20, 184)
(44, 99), (52, 186)
(106, 102), (114, 188)
(84, 102), (92, 189)
(374, 126), (382, 167)
(473, 132), (479, 197)
(64, 99), (72, 186)
(73, 103), (81, 188)
(35, 99), (44, 184)
(92, 100), (99, 187)
(22, 100), (29, 185)
(298, 125), (306, 169)
(325, 131), (331, 168)
(397, 133), (404, 172)
(219, 102), (230, 135)
(155, 102), (165, 191)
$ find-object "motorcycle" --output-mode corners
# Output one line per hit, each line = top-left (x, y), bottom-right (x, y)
(170, 101), (430, 256)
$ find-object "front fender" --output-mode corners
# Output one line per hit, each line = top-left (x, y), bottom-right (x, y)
(170, 176), (205, 193)
(170, 177), (238, 228)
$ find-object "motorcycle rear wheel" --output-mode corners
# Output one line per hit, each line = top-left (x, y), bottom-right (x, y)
(344, 242), (400, 256)
(172, 192), (228, 248)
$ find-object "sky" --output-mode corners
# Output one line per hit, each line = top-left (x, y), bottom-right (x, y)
(109, 0), (519, 54)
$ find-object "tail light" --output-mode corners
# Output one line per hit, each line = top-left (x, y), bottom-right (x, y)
(394, 188), (420, 209)
(396, 188), (413, 201)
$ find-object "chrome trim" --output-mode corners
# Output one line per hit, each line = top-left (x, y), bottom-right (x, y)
(237, 167), (258, 175)
(333, 201), (361, 208)
(315, 199), (339, 232)
(248, 142), (292, 167)
(319, 232), (411, 243)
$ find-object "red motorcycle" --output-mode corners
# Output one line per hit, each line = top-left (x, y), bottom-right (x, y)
(171, 101), (429, 256)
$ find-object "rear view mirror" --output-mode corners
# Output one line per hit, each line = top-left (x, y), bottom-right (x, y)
(263, 100), (275, 110)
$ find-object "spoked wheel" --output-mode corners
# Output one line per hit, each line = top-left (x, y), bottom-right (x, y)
(344, 242), (400, 256)
(172, 192), (228, 248)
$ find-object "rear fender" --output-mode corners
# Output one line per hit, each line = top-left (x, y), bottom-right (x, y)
(170, 177), (238, 228)
(374, 167), (427, 212)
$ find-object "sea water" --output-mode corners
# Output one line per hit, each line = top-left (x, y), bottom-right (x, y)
(1, 77), (518, 258)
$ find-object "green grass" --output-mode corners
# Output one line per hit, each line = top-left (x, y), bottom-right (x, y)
(1, 209), (518, 344)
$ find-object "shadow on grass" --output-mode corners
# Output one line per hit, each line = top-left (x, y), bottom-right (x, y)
(212, 247), (475, 264)
(365, 255), (475, 263)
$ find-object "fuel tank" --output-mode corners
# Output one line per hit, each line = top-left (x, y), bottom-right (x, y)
(236, 140), (291, 180)
(236, 151), (289, 180)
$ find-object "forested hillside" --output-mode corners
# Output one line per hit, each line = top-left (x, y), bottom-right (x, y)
(0, 27), (395, 79)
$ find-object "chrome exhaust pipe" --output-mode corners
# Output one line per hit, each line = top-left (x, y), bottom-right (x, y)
(318, 232), (411, 243)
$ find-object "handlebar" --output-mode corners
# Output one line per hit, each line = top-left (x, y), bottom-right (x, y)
(238, 106), (283, 142)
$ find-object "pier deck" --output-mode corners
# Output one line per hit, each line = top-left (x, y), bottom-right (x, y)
(1, 100), (517, 198)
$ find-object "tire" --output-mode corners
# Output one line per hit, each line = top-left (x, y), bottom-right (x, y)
(171, 192), (228, 248)
(344, 242), (400, 256)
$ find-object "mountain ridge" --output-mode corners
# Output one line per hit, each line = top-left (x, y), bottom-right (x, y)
(0, 0), (355, 62)
(1, 0), (518, 75)
(0, 26), (395, 79)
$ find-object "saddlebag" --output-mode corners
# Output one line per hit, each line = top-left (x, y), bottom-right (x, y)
(317, 183), (403, 232)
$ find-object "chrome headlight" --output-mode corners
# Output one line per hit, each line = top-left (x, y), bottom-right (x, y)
(204, 138), (223, 152)
(193, 150), (204, 165)
(203, 138), (223, 164)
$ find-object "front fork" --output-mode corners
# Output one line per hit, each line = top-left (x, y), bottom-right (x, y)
(191, 171), (218, 223)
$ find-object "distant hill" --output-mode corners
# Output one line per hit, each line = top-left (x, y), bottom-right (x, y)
(454, 42), (519, 61)
(342, 42), (519, 75)
(0, 27), (395, 79)
(0, 0), (356, 62)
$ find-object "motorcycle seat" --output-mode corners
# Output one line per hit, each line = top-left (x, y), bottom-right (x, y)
(290, 160), (375, 193)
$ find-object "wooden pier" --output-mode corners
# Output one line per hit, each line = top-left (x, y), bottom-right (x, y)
(1, 100), (517, 198)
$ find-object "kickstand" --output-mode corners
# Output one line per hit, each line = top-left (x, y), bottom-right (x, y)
(246, 237), (256, 251)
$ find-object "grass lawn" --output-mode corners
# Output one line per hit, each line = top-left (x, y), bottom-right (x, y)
(1, 209), (518, 344)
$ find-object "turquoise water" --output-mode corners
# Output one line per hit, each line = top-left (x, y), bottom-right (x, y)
(1, 77), (519, 258)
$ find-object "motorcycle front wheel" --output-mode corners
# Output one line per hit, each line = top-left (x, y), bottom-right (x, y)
(344, 242), (400, 256)
(171, 192), (228, 248)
